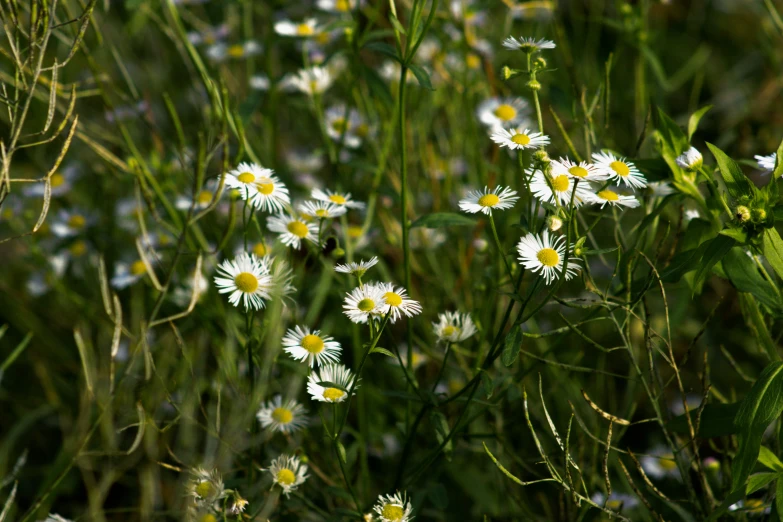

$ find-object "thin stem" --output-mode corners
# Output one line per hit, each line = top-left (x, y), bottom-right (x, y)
(431, 342), (452, 393)
(488, 213), (515, 285)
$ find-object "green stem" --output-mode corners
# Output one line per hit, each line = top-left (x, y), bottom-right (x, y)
(488, 213), (515, 285)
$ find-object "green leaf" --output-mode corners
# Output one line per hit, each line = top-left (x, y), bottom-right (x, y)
(759, 446), (783, 471)
(692, 234), (735, 291)
(363, 41), (402, 63)
(408, 64), (434, 90)
(411, 212), (476, 228)
(719, 227), (748, 244)
(763, 228), (783, 281)
(361, 64), (394, 109)
(389, 13), (407, 35)
(738, 293), (778, 361)
(370, 346), (396, 358)
(777, 478), (783, 520)
(730, 362), (783, 493)
(687, 105), (712, 142)
(501, 325), (522, 367)
(581, 246), (619, 256)
(706, 142), (756, 201)
(431, 411), (452, 456)
(480, 371), (493, 399)
(654, 106), (688, 154)
(746, 472), (779, 495)
(336, 440), (347, 463)
(774, 138), (783, 180)
(429, 483), (448, 510)
(723, 247), (783, 314)
(669, 402), (741, 438)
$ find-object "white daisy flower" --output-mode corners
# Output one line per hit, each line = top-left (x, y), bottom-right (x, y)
(372, 282), (422, 323)
(317, 0), (357, 12)
(282, 326), (342, 367)
(274, 18), (321, 37)
(206, 41), (261, 62)
(432, 311), (478, 342)
(476, 97), (529, 128)
(288, 150), (325, 173)
(529, 169), (594, 207)
(502, 36), (556, 53)
(51, 209), (91, 238)
(280, 66), (333, 96)
(111, 259), (149, 289)
(324, 105), (366, 149)
(187, 24), (230, 46)
(307, 363), (358, 403)
(297, 200), (347, 219)
(373, 492), (413, 522)
(213, 253), (273, 310)
(590, 189), (640, 209)
(647, 181), (676, 197)
(24, 164), (79, 198)
(592, 151), (647, 189)
(517, 230), (580, 285)
(728, 499), (770, 516)
(675, 146), (703, 171)
(459, 186), (519, 215)
(490, 127), (550, 150)
(266, 455), (308, 497)
(590, 492), (639, 511)
(224, 162), (268, 199)
(312, 188), (366, 209)
(249, 74), (270, 91)
(228, 495), (249, 515)
(249, 172), (290, 213)
(640, 445), (681, 480)
(756, 153), (777, 172)
(188, 468), (226, 506)
(684, 209), (700, 222)
(267, 212), (319, 249)
(550, 157), (608, 182)
(343, 284), (388, 323)
(41, 515), (73, 522)
(335, 256), (379, 276)
(257, 396), (308, 434)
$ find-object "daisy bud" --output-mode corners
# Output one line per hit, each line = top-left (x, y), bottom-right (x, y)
(547, 215), (563, 232)
(735, 205), (751, 223)
(527, 79), (541, 91)
(533, 150), (550, 163)
(501, 66), (513, 80)
(333, 247), (346, 258)
(751, 208), (767, 222)
(534, 56), (547, 69)
(472, 237), (489, 253)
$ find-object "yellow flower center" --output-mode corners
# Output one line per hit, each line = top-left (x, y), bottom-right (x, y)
(323, 387), (346, 401)
(271, 407), (293, 424)
(357, 298), (375, 312)
(197, 190), (212, 205)
(234, 272), (259, 293)
(478, 194), (499, 207)
(551, 175), (570, 193)
(70, 240), (87, 257)
(511, 133), (531, 145)
(301, 334), (325, 354)
(597, 190), (619, 201)
(348, 226), (362, 238)
(195, 480), (213, 498)
(384, 291), (403, 307)
(237, 172), (255, 184)
(336, 0), (350, 10)
(130, 260), (147, 276)
(297, 23), (314, 36)
(465, 53), (481, 70)
(606, 499), (622, 509)
(745, 499), (766, 513)
(537, 247), (559, 267)
(381, 504), (405, 521)
(257, 181), (274, 195)
(355, 123), (369, 137)
(309, 80), (319, 92)
(51, 173), (65, 188)
(610, 161), (630, 177)
(277, 468), (296, 485)
(68, 214), (86, 229)
(227, 44), (245, 57)
(200, 514), (217, 522)
(253, 242), (268, 257)
(331, 118), (348, 134)
(568, 166), (588, 178)
(493, 104), (516, 121)
(315, 208), (329, 218)
(287, 220), (309, 238)
(442, 325), (457, 337)
(658, 455), (677, 471)
(329, 194), (347, 204)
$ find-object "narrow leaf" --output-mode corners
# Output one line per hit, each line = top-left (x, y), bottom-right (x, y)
(502, 325), (522, 367)
(763, 228), (783, 281)
(411, 212), (476, 228)
(707, 142), (755, 200)
(687, 105), (712, 142)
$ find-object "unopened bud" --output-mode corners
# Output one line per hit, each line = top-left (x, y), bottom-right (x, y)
(333, 247), (346, 258)
(534, 56), (547, 69)
(735, 205), (751, 223)
(547, 215), (563, 232)
(533, 150), (550, 163)
(501, 66), (513, 80)
(751, 208), (767, 222)
(527, 79), (541, 91)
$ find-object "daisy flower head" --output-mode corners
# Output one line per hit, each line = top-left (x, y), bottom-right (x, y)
(224, 162), (269, 199)
(590, 188), (640, 209)
(274, 18), (320, 37)
(756, 153), (777, 172)
(281, 66), (333, 96)
(335, 256), (379, 277)
(266, 455), (308, 497)
(188, 468), (226, 506)
(490, 127), (549, 150)
(372, 282), (423, 323)
(502, 36), (556, 53)
(206, 40), (261, 62)
(111, 259), (150, 289)
(317, 0), (357, 13)
(590, 492), (639, 511)
(312, 188), (366, 209)
(729, 499), (770, 516)
(249, 171), (290, 213)
(640, 445), (681, 480)
(214, 253), (273, 310)
(257, 396), (308, 434)
(24, 164), (79, 198)
(307, 363), (358, 403)
(459, 186), (519, 215)
(592, 151), (647, 189)
(282, 326), (342, 367)
(324, 105), (366, 149)
(476, 97), (529, 128)
(529, 169), (594, 207)
(550, 157), (607, 182)
(517, 230), (581, 285)
(297, 200), (347, 220)
(176, 186), (218, 211)
(676, 146), (703, 171)
(249, 74), (270, 91)
(343, 284), (387, 323)
(647, 180), (676, 197)
(267, 212), (319, 249)
(373, 491), (413, 522)
(433, 311), (478, 343)
(51, 209), (92, 238)
(42, 515), (73, 522)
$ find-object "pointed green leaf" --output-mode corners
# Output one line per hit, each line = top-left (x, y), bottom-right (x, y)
(763, 228), (783, 281)
(759, 446), (783, 471)
(411, 212), (476, 228)
(747, 472), (779, 495)
(774, 138), (783, 180)
(707, 142), (755, 200)
(692, 234), (735, 291)
(738, 293), (778, 361)
(502, 325), (522, 367)
(370, 346), (396, 358)
(408, 64), (434, 90)
(363, 41), (402, 63)
(723, 247), (783, 314)
(687, 105), (712, 142)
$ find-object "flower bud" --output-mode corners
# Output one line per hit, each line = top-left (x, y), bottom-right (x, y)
(527, 79), (541, 91)
(751, 208), (767, 222)
(534, 57), (547, 69)
(501, 66), (513, 80)
(547, 215), (563, 232)
(735, 205), (751, 223)
(533, 150), (550, 163)
(332, 247), (346, 258)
